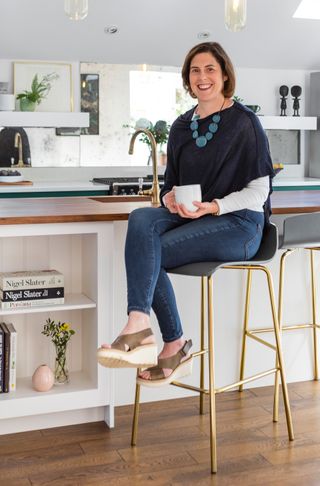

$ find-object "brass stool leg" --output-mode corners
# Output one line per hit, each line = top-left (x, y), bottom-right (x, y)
(310, 249), (319, 380)
(239, 269), (252, 392)
(274, 250), (292, 422)
(264, 267), (294, 440)
(131, 371), (141, 446)
(207, 275), (217, 473)
(200, 276), (206, 415)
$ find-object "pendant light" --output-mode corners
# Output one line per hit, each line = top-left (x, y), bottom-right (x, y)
(64, 0), (88, 21)
(225, 0), (247, 32)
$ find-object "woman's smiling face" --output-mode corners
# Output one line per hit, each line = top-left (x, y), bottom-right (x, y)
(189, 52), (227, 103)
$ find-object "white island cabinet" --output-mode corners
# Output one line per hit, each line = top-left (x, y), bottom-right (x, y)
(0, 221), (114, 435)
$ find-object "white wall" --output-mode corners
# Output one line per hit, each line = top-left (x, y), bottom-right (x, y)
(0, 58), (313, 170)
(236, 67), (309, 117)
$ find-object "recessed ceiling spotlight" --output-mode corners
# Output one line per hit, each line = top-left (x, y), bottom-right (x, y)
(104, 25), (119, 34)
(197, 31), (211, 39)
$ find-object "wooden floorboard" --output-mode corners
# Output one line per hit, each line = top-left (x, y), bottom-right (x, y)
(1, 381), (320, 485)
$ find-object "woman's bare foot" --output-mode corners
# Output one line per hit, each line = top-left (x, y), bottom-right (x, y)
(100, 311), (156, 349)
(139, 337), (188, 380)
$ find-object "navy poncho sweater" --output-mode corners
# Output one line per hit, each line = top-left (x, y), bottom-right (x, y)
(160, 101), (274, 220)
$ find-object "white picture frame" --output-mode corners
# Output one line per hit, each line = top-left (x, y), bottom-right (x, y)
(14, 61), (73, 112)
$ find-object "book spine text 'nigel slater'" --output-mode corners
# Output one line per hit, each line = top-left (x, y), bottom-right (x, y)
(0, 271), (64, 291)
(0, 287), (64, 302)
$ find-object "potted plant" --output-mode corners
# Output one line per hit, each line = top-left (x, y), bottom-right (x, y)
(124, 118), (170, 165)
(16, 72), (59, 112)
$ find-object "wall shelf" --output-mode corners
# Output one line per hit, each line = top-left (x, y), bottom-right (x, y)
(259, 116), (317, 130)
(0, 372), (106, 419)
(0, 293), (96, 315)
(0, 111), (89, 128)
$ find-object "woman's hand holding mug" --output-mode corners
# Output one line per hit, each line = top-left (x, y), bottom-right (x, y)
(164, 184), (219, 219)
(163, 188), (178, 213)
(178, 200), (219, 219)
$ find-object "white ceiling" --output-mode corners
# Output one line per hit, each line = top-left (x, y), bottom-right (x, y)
(1, 0), (320, 70)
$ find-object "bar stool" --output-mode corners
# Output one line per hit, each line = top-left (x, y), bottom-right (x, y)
(278, 212), (320, 378)
(240, 212), (320, 420)
(131, 223), (294, 473)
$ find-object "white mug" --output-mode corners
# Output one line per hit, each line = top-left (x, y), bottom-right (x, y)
(174, 184), (202, 212)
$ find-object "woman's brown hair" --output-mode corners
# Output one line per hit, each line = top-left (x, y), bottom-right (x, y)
(181, 42), (236, 99)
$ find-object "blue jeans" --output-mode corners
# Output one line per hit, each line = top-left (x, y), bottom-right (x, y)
(125, 207), (264, 343)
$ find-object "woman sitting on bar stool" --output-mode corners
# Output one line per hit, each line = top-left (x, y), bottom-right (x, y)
(97, 41), (275, 386)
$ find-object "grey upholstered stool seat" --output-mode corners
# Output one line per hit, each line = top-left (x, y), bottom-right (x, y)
(131, 223), (294, 473)
(279, 212), (320, 249)
(169, 218), (278, 277)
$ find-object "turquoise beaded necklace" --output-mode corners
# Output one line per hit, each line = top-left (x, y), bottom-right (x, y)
(190, 99), (225, 148)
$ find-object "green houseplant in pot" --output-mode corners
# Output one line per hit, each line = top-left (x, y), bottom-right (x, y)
(124, 118), (170, 165)
(16, 72), (59, 111)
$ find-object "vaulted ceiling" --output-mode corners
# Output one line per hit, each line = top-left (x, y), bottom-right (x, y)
(1, 0), (320, 70)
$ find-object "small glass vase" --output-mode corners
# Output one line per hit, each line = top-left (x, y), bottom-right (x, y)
(54, 343), (69, 385)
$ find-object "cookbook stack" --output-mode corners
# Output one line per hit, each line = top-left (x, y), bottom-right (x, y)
(0, 270), (64, 309)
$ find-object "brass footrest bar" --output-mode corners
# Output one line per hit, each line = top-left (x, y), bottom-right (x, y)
(192, 350), (208, 358)
(246, 332), (277, 351)
(216, 368), (278, 394)
(171, 381), (208, 394)
(171, 368), (278, 396)
(249, 323), (320, 334)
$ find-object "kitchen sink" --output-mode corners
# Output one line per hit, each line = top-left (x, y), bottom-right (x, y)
(89, 195), (152, 203)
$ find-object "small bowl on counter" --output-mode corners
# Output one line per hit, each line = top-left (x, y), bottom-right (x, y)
(0, 169), (24, 183)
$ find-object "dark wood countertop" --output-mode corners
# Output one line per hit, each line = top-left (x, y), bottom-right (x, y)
(0, 191), (319, 225)
(271, 190), (320, 214)
(0, 197), (152, 225)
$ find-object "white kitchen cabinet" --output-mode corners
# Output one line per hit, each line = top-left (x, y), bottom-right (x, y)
(0, 221), (114, 434)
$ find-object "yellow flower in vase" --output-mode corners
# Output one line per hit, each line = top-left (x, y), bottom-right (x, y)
(42, 318), (75, 385)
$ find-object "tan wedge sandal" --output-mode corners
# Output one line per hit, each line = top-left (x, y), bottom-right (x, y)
(137, 339), (193, 387)
(97, 328), (157, 368)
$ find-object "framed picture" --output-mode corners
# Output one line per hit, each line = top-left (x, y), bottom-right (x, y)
(80, 74), (99, 135)
(14, 61), (73, 112)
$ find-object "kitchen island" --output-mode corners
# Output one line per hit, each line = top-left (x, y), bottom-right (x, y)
(0, 193), (319, 435)
(0, 190), (318, 223)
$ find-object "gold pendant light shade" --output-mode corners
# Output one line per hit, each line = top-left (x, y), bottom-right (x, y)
(64, 0), (88, 21)
(225, 0), (247, 32)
